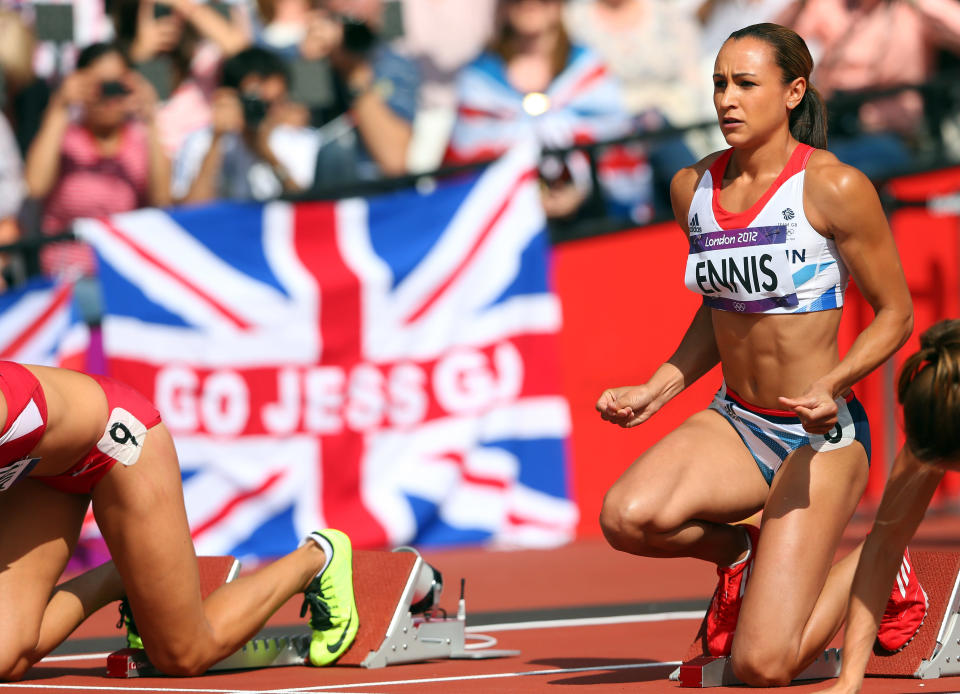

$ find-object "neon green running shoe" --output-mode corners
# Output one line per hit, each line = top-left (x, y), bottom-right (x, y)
(116, 598), (143, 650)
(300, 529), (358, 666)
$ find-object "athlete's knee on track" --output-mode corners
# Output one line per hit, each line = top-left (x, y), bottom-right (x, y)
(730, 642), (796, 687)
(143, 637), (213, 677)
(0, 635), (40, 681)
(599, 492), (682, 551)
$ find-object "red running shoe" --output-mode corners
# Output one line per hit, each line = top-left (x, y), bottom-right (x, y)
(876, 548), (928, 652)
(705, 524), (760, 657)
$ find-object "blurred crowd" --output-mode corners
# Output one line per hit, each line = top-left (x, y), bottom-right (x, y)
(0, 0), (959, 298)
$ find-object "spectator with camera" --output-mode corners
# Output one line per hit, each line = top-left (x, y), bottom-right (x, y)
(254, 0), (420, 184)
(23, 42), (169, 319)
(446, 0), (659, 224)
(112, 0), (251, 161)
(172, 46), (320, 202)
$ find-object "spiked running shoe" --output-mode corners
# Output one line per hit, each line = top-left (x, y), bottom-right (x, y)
(116, 598), (143, 650)
(876, 547), (928, 652)
(301, 529), (359, 666)
(705, 524), (760, 656)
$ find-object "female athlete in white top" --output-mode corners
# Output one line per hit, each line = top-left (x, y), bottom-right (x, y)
(596, 23), (917, 686)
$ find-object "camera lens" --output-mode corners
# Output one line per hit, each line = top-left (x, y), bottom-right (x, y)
(240, 93), (268, 127)
(101, 80), (132, 98)
(339, 15), (377, 54)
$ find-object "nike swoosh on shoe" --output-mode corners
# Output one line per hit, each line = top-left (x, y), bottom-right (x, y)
(327, 611), (354, 654)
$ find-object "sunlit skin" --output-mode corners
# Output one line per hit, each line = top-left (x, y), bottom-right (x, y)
(713, 37), (805, 152)
(815, 445), (950, 694)
(595, 30), (914, 687)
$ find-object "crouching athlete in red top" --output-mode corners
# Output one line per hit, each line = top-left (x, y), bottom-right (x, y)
(0, 362), (358, 680)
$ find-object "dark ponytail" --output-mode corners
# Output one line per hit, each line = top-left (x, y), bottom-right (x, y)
(898, 319), (960, 463)
(727, 23), (828, 149)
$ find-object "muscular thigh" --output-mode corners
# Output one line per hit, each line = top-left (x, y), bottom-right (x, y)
(0, 481), (89, 648)
(604, 409), (770, 527)
(91, 423), (208, 646)
(737, 442), (869, 647)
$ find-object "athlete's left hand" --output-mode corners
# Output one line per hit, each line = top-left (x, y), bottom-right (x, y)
(778, 383), (838, 435)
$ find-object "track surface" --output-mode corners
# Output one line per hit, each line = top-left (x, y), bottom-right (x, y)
(11, 513), (960, 693)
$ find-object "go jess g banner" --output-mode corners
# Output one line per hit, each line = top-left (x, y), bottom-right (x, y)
(74, 145), (577, 558)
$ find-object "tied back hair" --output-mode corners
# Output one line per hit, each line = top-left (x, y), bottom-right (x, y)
(727, 23), (828, 149)
(898, 319), (960, 463)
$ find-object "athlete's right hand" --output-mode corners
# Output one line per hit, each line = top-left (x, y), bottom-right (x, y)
(595, 386), (658, 428)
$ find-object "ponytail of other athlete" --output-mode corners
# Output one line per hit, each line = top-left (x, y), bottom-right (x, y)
(898, 319), (960, 464)
(728, 23), (828, 149)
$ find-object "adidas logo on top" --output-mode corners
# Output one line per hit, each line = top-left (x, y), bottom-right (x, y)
(689, 213), (702, 235)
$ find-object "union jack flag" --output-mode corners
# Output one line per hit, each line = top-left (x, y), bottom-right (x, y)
(446, 45), (655, 224)
(74, 145), (577, 559)
(0, 276), (82, 366)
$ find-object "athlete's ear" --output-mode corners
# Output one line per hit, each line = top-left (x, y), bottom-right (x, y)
(785, 76), (806, 111)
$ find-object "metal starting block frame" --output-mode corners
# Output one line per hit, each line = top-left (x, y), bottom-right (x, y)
(348, 549), (519, 668)
(106, 550), (517, 678)
(669, 550), (960, 688)
(669, 649), (841, 687)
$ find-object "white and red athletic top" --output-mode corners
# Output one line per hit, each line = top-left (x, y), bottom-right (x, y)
(683, 143), (849, 314)
(0, 362), (47, 491)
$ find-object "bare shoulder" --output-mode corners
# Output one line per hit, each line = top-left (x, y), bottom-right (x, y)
(671, 150), (725, 193)
(670, 150), (726, 231)
(803, 149), (882, 233)
(804, 149), (877, 207)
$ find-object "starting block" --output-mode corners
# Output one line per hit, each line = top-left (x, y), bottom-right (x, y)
(670, 550), (960, 687)
(107, 548), (517, 678)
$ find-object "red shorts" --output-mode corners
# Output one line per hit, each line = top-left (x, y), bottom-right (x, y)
(36, 375), (162, 495)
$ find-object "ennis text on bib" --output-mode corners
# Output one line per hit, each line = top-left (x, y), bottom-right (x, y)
(683, 144), (849, 314)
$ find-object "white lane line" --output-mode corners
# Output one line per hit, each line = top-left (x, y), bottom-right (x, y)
(276, 661), (682, 692)
(465, 609), (703, 632)
(0, 686), (375, 694)
(12, 609), (698, 693)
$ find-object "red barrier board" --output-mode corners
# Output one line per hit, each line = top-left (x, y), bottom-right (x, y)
(556, 167), (960, 536)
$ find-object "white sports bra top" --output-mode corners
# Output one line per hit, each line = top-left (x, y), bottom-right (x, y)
(683, 144), (849, 314)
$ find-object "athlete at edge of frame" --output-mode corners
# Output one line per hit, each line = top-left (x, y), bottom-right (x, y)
(817, 319), (960, 693)
(0, 361), (357, 679)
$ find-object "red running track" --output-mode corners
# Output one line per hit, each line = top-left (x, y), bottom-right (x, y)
(11, 513), (960, 694)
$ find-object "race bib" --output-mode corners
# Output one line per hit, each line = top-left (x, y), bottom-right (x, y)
(809, 398), (857, 453)
(685, 225), (798, 313)
(96, 408), (148, 467)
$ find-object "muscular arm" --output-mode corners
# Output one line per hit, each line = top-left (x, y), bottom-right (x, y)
(651, 302), (720, 400)
(596, 162), (720, 427)
(827, 449), (942, 694)
(805, 156), (914, 399)
(648, 164), (722, 400)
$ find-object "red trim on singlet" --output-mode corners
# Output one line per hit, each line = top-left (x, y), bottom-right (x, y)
(726, 383), (855, 417)
(0, 361), (48, 465)
(710, 143), (815, 230)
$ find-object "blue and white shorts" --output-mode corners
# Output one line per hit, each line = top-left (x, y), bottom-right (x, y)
(709, 382), (871, 485)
